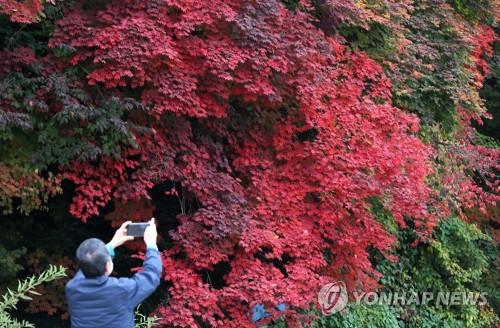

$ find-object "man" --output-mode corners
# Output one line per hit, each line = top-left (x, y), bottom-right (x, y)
(66, 218), (162, 328)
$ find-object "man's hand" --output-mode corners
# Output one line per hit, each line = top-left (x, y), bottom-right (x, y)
(143, 217), (158, 247)
(109, 221), (135, 249)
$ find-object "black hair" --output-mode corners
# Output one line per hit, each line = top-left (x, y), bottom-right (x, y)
(76, 238), (111, 278)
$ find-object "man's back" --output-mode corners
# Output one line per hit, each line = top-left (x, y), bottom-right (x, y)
(66, 248), (162, 328)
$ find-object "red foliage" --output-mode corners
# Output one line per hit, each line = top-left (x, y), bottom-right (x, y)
(0, 47), (36, 74)
(467, 25), (496, 87)
(47, 1), (438, 325)
(0, 0), (45, 23)
(452, 26), (500, 220)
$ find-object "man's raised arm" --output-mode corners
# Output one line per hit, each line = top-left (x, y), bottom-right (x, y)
(117, 218), (163, 308)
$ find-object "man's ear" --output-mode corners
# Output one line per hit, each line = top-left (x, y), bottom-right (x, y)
(105, 260), (114, 276)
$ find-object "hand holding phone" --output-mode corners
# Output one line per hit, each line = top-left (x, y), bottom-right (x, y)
(108, 221), (135, 248)
(143, 218), (157, 246)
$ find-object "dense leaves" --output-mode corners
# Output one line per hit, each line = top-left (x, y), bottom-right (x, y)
(0, 0), (498, 327)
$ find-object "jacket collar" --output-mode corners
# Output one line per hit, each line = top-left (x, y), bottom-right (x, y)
(75, 270), (110, 284)
(93, 274), (110, 284)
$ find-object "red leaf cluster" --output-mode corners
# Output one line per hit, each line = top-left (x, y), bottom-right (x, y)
(47, 1), (438, 325)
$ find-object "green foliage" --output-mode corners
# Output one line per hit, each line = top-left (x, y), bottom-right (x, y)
(0, 70), (145, 170)
(394, 78), (458, 132)
(376, 217), (498, 327)
(477, 224), (500, 316)
(473, 132), (500, 149)
(391, 38), (476, 133)
(387, 1), (489, 134)
(0, 265), (66, 328)
(134, 305), (160, 328)
(339, 23), (398, 63)
(280, 0), (300, 11)
(447, 0), (494, 23)
(311, 303), (400, 328)
(478, 40), (500, 140)
(422, 218), (489, 288)
(408, 306), (475, 328)
(0, 246), (26, 282)
(368, 197), (398, 235)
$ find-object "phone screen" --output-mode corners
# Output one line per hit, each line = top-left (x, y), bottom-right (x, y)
(126, 223), (149, 237)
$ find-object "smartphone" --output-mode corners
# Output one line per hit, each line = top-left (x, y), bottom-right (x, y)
(126, 222), (150, 237)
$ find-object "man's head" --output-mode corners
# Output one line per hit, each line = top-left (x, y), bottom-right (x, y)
(76, 238), (113, 278)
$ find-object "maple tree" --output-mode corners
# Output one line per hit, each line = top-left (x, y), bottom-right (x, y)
(0, 0), (498, 327)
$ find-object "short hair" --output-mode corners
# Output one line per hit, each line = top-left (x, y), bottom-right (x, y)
(76, 238), (111, 278)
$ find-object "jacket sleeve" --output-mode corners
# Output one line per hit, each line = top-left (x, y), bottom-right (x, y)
(117, 248), (163, 309)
